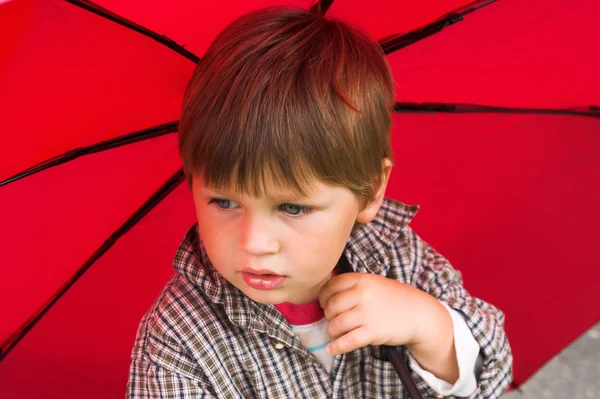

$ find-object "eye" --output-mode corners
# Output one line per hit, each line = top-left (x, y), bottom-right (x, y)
(281, 203), (312, 216)
(208, 198), (238, 210)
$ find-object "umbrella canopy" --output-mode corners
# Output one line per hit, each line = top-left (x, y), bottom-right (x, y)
(1, 0), (598, 397)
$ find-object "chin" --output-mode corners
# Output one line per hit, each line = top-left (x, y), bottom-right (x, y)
(241, 287), (289, 305)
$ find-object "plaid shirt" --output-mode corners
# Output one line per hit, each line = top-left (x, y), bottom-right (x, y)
(127, 198), (512, 398)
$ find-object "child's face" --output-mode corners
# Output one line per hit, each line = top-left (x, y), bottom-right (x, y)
(191, 174), (362, 305)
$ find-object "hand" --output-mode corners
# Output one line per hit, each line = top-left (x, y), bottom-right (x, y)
(318, 272), (444, 356)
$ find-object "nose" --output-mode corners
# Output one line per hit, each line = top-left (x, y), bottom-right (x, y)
(239, 213), (279, 256)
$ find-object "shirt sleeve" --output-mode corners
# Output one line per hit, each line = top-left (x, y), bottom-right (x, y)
(403, 230), (513, 399)
(407, 302), (481, 397)
(127, 355), (217, 399)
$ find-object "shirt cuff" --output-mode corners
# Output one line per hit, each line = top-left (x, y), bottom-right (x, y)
(407, 302), (480, 397)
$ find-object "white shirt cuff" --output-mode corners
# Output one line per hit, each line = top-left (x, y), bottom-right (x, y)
(407, 302), (480, 397)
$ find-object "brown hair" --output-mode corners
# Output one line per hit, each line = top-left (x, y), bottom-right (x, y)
(179, 6), (395, 206)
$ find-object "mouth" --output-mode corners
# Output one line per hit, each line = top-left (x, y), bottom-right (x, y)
(241, 267), (284, 277)
(240, 268), (287, 290)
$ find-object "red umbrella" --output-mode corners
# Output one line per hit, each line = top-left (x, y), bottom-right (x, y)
(1, 0), (598, 397)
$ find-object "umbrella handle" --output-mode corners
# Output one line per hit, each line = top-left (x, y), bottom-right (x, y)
(384, 345), (423, 399)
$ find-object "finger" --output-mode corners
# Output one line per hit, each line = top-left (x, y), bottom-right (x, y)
(318, 273), (361, 310)
(327, 326), (371, 356)
(322, 287), (361, 321)
(327, 307), (362, 341)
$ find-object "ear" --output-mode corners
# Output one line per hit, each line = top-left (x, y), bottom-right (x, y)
(356, 158), (393, 224)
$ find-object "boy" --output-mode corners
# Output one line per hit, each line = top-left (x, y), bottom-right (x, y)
(127, 5), (512, 398)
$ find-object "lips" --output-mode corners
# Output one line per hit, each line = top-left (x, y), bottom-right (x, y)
(241, 267), (287, 290)
(241, 267), (283, 276)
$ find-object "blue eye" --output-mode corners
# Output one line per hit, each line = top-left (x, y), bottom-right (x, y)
(281, 203), (311, 216)
(209, 198), (237, 209)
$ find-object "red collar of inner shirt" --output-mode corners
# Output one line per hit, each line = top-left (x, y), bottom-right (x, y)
(274, 267), (339, 325)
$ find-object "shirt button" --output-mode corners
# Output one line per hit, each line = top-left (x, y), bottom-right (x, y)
(274, 342), (285, 350)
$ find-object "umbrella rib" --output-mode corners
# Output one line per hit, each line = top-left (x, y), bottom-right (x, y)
(64, 0), (200, 63)
(379, 0), (497, 54)
(0, 121), (179, 188)
(66, 0), (336, 63)
(310, 0), (334, 15)
(394, 102), (600, 119)
(0, 169), (185, 362)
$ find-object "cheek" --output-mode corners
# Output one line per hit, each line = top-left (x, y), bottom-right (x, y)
(195, 211), (236, 263)
(315, 209), (357, 242)
(290, 214), (355, 270)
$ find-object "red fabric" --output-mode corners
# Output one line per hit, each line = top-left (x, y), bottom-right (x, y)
(389, 0), (600, 107)
(274, 267), (338, 325)
(275, 301), (325, 325)
(0, 0), (598, 397)
(0, 134), (182, 347)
